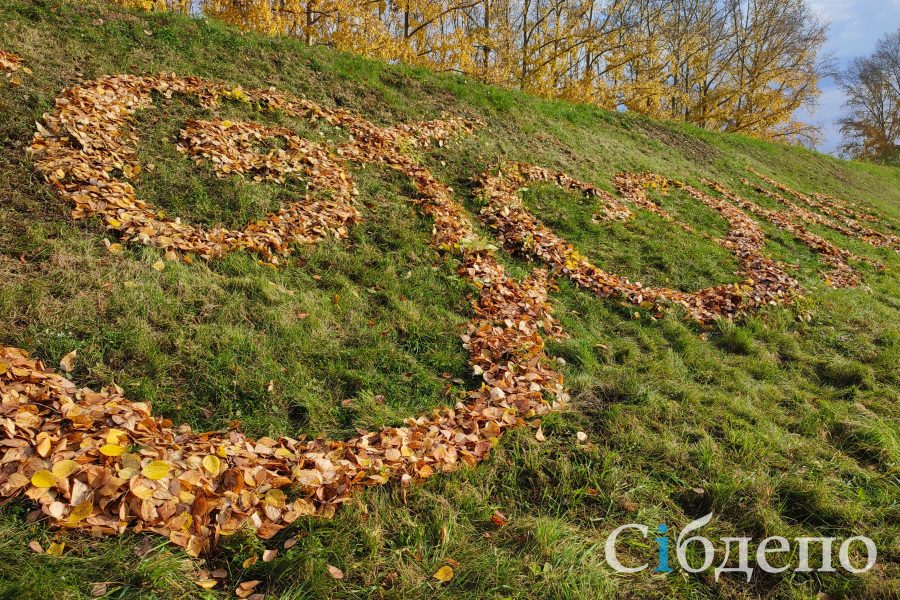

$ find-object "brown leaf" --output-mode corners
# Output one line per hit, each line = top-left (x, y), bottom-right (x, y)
(59, 350), (77, 373)
(327, 564), (344, 579)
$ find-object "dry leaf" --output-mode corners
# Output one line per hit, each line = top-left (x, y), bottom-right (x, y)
(31, 470), (58, 488)
(327, 565), (344, 579)
(433, 565), (454, 582)
(91, 582), (108, 597)
(68, 501), (93, 523)
(46, 541), (65, 556)
(152, 260), (165, 272)
(52, 460), (79, 479)
(99, 444), (126, 457)
(202, 454), (221, 475)
(59, 350), (77, 373)
(142, 460), (171, 480)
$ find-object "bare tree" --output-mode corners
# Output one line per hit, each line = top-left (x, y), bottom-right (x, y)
(838, 28), (900, 163)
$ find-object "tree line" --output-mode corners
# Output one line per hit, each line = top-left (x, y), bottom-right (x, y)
(121, 0), (828, 144)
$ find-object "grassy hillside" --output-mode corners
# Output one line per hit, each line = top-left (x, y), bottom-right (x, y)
(0, 0), (898, 598)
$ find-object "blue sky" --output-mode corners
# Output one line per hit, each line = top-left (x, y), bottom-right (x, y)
(797, 0), (900, 154)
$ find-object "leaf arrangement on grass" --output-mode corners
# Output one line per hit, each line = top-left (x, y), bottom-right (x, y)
(1, 50), (895, 592)
(743, 169), (900, 251)
(478, 164), (800, 322)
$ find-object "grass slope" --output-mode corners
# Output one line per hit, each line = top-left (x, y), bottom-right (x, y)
(0, 1), (898, 598)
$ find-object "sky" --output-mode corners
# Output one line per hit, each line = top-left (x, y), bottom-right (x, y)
(797, 0), (900, 154)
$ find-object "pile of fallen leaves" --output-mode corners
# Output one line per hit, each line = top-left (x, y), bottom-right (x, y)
(479, 163), (800, 322)
(0, 49), (26, 87)
(28, 73), (473, 264)
(704, 179), (868, 288)
(5, 68), (572, 571)
(744, 169), (899, 252)
(510, 163), (632, 222)
(0, 49), (21, 72)
(176, 118), (361, 252)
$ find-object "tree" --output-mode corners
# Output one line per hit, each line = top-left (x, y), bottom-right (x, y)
(838, 28), (900, 163)
(108, 0), (828, 144)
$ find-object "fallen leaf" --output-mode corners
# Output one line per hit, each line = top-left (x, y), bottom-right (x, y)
(263, 548), (278, 562)
(46, 541), (65, 556)
(327, 564), (344, 579)
(52, 460), (79, 479)
(99, 444), (126, 457)
(68, 501), (93, 523)
(433, 565), (454, 582)
(576, 431), (588, 443)
(31, 470), (58, 488)
(59, 350), (77, 373)
(202, 454), (221, 475)
(141, 460), (171, 480)
(152, 260), (165, 272)
(91, 582), (108, 597)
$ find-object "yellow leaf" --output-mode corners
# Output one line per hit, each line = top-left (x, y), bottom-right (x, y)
(107, 243), (123, 255)
(52, 460), (79, 479)
(202, 454), (220, 475)
(265, 488), (286, 508)
(142, 460), (171, 480)
(46, 541), (65, 556)
(152, 260), (165, 272)
(132, 485), (154, 500)
(99, 444), (125, 457)
(107, 218), (122, 229)
(433, 565), (454, 582)
(196, 579), (218, 589)
(67, 501), (92, 523)
(0, 360), (8, 374)
(31, 470), (58, 488)
(106, 429), (126, 444)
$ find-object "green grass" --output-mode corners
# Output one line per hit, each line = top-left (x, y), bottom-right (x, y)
(0, 1), (899, 598)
